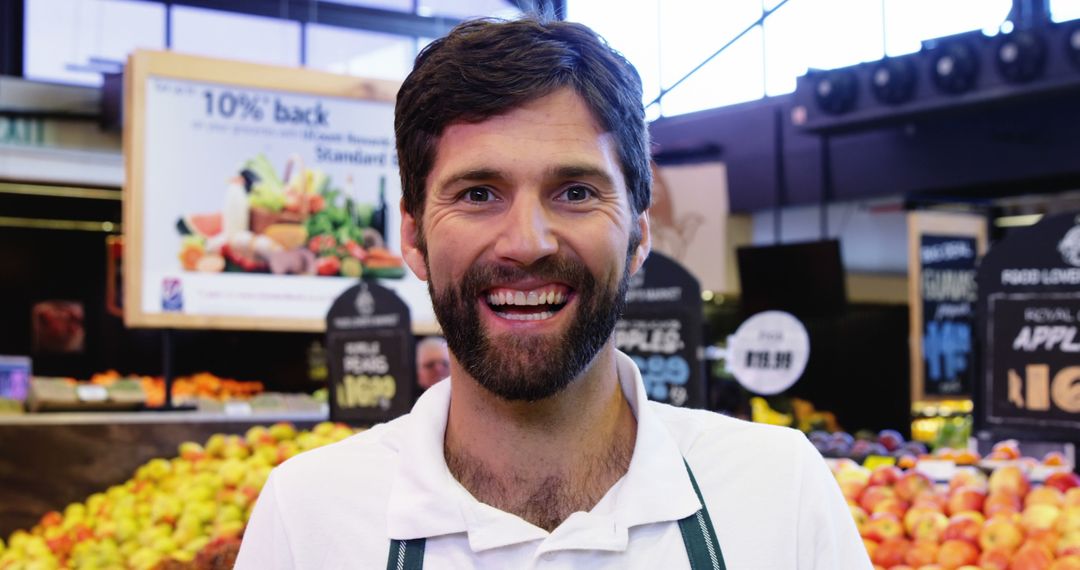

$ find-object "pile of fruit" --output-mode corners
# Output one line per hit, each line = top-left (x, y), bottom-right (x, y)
(836, 446), (1080, 569)
(809, 429), (930, 465)
(88, 371), (265, 409)
(0, 421), (357, 569)
(176, 154), (405, 279)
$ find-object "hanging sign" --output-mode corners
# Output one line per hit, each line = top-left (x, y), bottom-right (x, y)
(326, 280), (415, 425)
(614, 252), (705, 407)
(978, 212), (1080, 440)
(123, 50), (436, 332)
(919, 235), (979, 397)
(908, 211), (988, 402)
(727, 310), (810, 395)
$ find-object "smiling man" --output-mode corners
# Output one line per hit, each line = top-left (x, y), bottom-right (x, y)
(237, 16), (871, 570)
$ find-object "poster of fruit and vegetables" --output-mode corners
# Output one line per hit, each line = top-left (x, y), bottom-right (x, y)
(125, 51), (435, 331)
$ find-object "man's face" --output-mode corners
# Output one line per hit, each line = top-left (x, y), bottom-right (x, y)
(400, 88), (650, 401)
(416, 342), (450, 389)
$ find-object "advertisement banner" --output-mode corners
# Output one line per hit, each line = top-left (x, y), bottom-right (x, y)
(919, 235), (978, 397)
(124, 51), (435, 332)
(978, 212), (1080, 440)
(614, 252), (705, 408)
(326, 281), (415, 425)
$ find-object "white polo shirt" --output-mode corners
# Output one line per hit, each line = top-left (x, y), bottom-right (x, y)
(236, 351), (871, 569)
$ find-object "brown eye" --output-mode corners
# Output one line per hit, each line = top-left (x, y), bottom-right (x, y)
(562, 185), (593, 202)
(465, 188), (492, 202)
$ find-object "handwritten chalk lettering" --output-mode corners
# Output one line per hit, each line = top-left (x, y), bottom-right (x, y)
(343, 354), (389, 375)
(336, 374), (396, 409)
(614, 327), (684, 354)
(1007, 365), (1080, 413)
(921, 240), (975, 264)
(1011, 326), (1080, 352)
(345, 341), (380, 355)
(922, 270), (977, 302)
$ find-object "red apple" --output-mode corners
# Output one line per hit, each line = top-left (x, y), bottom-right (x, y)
(947, 486), (987, 516)
(936, 539), (979, 568)
(909, 511), (950, 543)
(896, 471), (935, 502)
(942, 511), (985, 544)
(1022, 504), (1062, 534)
(869, 465), (903, 487)
(840, 479), (869, 504)
(871, 497), (909, 519)
(978, 547), (1013, 570)
(1049, 555), (1080, 570)
(905, 540), (939, 566)
(1045, 472), (1080, 494)
(1058, 530), (1080, 557)
(850, 504), (869, 535)
(913, 493), (948, 513)
(1009, 543), (1053, 570)
(986, 492), (1025, 517)
(860, 485), (898, 513)
(949, 469), (989, 493)
(1027, 486), (1065, 509)
(980, 514), (1025, 553)
(989, 465), (1031, 497)
(871, 536), (910, 567)
(864, 512), (905, 542)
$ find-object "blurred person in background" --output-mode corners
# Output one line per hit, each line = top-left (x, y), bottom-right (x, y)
(415, 335), (450, 390)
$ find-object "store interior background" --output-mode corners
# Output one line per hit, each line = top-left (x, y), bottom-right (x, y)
(4, 0), (1080, 455)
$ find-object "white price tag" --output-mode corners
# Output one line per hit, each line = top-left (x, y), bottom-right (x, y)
(727, 311), (810, 395)
(75, 384), (109, 402)
(224, 401), (253, 416)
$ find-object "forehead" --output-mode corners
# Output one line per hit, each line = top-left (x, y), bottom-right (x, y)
(426, 88), (622, 190)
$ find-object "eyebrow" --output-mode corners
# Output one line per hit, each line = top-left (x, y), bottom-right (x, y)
(436, 164), (616, 191)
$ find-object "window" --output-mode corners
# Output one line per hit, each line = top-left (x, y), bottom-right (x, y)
(1051, 0), (1080, 22)
(306, 24), (416, 81)
(883, 0), (1012, 56)
(417, 0), (521, 19)
(567, 0), (663, 106)
(24, 0), (165, 86)
(171, 5), (301, 68)
(764, 0), (884, 96)
(660, 25), (765, 116)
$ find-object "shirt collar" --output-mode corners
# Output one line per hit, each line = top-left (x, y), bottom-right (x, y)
(385, 350), (701, 552)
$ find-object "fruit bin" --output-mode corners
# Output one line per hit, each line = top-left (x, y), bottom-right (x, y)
(0, 411), (338, 569)
(832, 436), (1080, 570)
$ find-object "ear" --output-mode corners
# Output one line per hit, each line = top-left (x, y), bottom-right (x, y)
(399, 200), (428, 281)
(629, 210), (651, 275)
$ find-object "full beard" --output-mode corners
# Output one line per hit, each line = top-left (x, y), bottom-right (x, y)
(429, 254), (632, 402)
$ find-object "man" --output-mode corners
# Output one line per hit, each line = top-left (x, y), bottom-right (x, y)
(237, 16), (871, 569)
(415, 336), (451, 390)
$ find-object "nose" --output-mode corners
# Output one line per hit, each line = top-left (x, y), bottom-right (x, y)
(492, 194), (558, 265)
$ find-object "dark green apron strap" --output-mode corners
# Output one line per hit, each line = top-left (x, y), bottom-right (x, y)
(386, 538), (425, 570)
(677, 459), (726, 570)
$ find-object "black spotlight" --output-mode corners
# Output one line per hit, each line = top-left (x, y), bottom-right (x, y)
(813, 69), (858, 115)
(1066, 22), (1080, 71)
(930, 41), (980, 94)
(996, 29), (1046, 83)
(870, 57), (917, 105)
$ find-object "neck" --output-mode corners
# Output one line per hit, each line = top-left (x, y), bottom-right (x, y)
(444, 345), (637, 531)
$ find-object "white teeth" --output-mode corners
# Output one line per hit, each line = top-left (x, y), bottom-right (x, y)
(485, 289), (568, 306)
(496, 310), (554, 321)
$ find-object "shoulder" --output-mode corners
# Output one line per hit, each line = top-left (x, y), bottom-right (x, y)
(648, 401), (813, 460)
(269, 415), (410, 504)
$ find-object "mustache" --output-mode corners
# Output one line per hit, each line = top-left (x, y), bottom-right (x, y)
(456, 256), (594, 298)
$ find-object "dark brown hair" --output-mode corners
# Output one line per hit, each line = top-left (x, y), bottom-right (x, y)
(394, 17), (651, 225)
